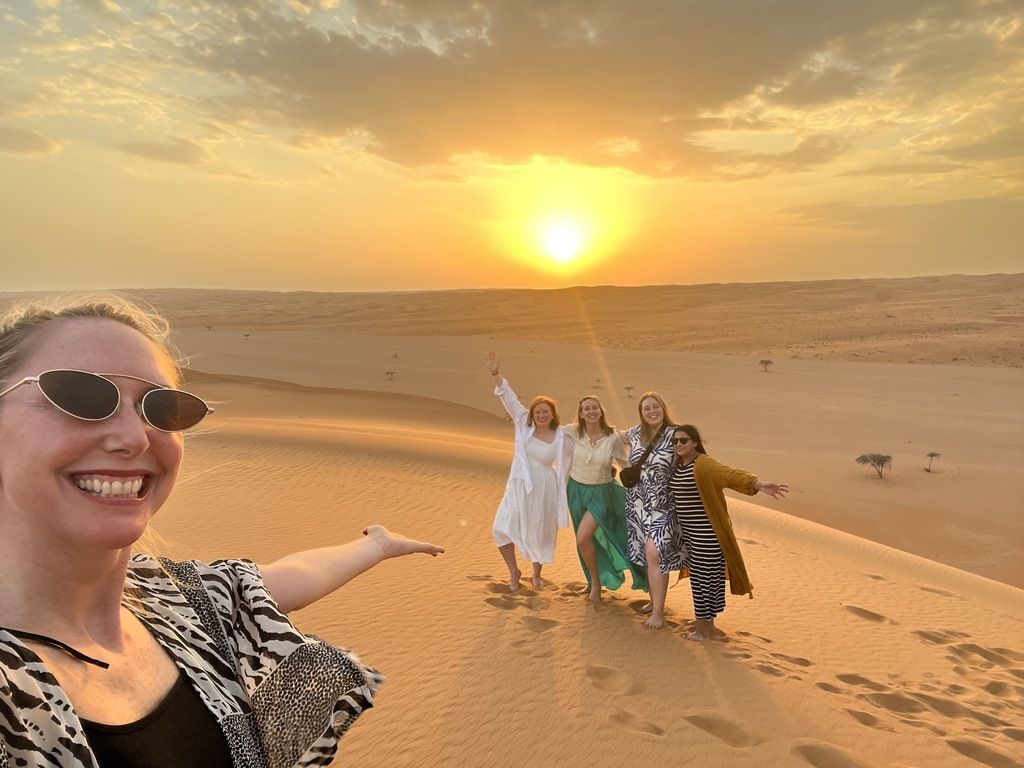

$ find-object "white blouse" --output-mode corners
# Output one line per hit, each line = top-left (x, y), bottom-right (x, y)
(566, 427), (628, 485)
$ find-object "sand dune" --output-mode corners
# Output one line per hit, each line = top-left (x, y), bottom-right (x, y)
(154, 373), (1024, 768)
(2, 279), (1021, 766)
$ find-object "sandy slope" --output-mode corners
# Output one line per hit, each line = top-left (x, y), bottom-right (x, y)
(168, 329), (1023, 588)
(154, 374), (1024, 768)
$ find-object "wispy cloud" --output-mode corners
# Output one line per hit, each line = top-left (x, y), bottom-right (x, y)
(0, 124), (60, 155)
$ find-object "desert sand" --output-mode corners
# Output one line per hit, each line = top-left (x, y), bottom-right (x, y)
(1, 275), (1022, 767)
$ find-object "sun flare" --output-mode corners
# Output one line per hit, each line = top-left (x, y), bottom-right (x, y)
(488, 160), (640, 276)
(539, 217), (588, 264)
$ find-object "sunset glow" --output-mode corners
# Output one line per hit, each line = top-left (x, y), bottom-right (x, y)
(0, 2), (1019, 290)
(538, 217), (588, 265)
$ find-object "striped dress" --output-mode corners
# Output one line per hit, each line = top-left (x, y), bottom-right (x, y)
(669, 459), (727, 620)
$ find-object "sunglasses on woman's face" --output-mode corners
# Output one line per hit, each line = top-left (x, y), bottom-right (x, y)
(670, 437), (692, 445)
(0, 369), (213, 432)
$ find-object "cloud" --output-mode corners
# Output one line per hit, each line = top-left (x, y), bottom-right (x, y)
(764, 67), (865, 107)
(926, 126), (1024, 161)
(5, 0), (1022, 182)
(116, 138), (209, 165)
(170, 0), (1012, 177)
(0, 125), (60, 155)
(841, 162), (969, 176)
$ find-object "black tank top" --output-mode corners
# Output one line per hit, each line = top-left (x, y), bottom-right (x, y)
(81, 670), (234, 767)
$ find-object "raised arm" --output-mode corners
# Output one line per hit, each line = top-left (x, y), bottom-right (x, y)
(487, 351), (528, 421)
(260, 526), (445, 614)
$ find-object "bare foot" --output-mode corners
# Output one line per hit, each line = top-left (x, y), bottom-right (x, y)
(531, 576), (544, 589)
(686, 630), (709, 642)
(644, 615), (665, 629)
(509, 569), (521, 594)
(588, 588), (602, 602)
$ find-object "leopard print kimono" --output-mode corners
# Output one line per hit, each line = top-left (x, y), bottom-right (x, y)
(0, 556), (381, 767)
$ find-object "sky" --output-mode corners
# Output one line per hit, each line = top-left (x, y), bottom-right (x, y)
(1, 0), (1022, 291)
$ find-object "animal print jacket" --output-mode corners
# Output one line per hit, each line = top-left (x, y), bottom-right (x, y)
(0, 556), (381, 768)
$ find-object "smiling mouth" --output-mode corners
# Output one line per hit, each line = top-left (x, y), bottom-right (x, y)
(71, 474), (150, 499)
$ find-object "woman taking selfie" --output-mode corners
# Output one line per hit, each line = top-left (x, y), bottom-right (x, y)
(0, 296), (444, 767)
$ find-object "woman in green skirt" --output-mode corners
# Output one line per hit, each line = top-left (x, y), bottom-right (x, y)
(566, 396), (648, 601)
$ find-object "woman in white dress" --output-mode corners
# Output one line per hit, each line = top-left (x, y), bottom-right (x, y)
(487, 352), (571, 592)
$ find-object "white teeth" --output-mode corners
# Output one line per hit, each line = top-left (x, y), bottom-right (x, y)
(74, 475), (145, 499)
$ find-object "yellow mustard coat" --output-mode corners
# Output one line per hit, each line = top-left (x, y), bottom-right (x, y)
(687, 454), (757, 598)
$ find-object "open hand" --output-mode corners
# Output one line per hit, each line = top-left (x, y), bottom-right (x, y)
(363, 525), (445, 559)
(486, 351), (500, 376)
(755, 481), (789, 500)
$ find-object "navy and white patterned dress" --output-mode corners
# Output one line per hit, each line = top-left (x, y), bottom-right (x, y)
(624, 426), (686, 573)
(0, 555), (381, 768)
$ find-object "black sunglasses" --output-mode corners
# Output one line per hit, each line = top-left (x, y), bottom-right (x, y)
(0, 369), (213, 432)
(670, 436), (693, 445)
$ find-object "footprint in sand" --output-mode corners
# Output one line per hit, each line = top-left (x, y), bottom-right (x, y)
(754, 663), (787, 678)
(918, 585), (958, 598)
(721, 651), (753, 660)
(859, 691), (928, 715)
(735, 630), (773, 644)
(910, 689), (1010, 727)
(772, 652), (814, 667)
(585, 665), (644, 695)
(844, 709), (894, 731)
(950, 643), (1017, 668)
(816, 682), (844, 694)
(512, 638), (553, 659)
(484, 596), (519, 610)
(946, 739), (1021, 768)
(1002, 727), (1024, 742)
(608, 708), (664, 737)
(844, 605), (892, 623)
(864, 573), (889, 582)
(791, 740), (870, 768)
(836, 674), (888, 692)
(521, 616), (560, 633)
(522, 596), (550, 611)
(683, 715), (761, 747)
(913, 628), (970, 646)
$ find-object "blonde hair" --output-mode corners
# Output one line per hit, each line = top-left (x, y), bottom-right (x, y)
(637, 391), (676, 444)
(0, 293), (182, 386)
(0, 293), (185, 567)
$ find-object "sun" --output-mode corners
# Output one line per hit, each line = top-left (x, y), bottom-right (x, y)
(539, 217), (588, 264)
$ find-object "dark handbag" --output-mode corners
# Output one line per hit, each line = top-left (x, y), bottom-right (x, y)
(619, 464), (641, 488)
(619, 425), (666, 489)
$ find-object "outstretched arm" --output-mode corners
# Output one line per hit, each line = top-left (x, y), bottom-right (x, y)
(261, 526), (445, 613)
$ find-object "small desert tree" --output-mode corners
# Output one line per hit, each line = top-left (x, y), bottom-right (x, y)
(385, 370), (396, 381)
(759, 359), (773, 373)
(925, 452), (940, 472)
(856, 453), (892, 478)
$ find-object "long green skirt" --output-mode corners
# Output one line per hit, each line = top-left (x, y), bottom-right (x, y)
(567, 477), (648, 592)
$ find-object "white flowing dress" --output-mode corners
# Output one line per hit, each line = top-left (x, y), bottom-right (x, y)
(493, 436), (560, 563)
(490, 377), (570, 564)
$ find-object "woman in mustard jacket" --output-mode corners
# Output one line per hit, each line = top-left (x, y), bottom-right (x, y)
(668, 425), (789, 641)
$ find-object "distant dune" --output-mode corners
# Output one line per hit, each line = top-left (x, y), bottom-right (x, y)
(5, 273), (1021, 366)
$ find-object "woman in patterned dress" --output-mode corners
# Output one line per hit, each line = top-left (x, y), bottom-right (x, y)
(668, 425), (788, 641)
(487, 352), (572, 593)
(0, 296), (444, 767)
(624, 392), (685, 628)
(565, 395), (647, 601)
